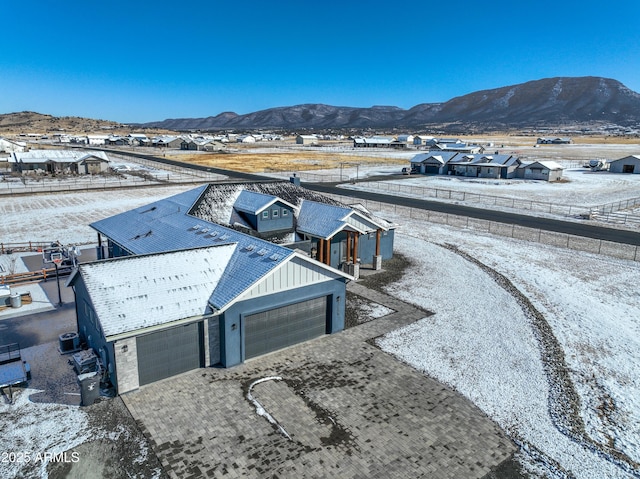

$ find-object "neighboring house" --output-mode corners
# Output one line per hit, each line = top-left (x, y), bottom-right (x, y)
(353, 137), (394, 148)
(86, 135), (109, 146)
(78, 186), (354, 394)
(608, 155), (640, 174)
(449, 154), (521, 179)
(10, 150), (110, 174)
(237, 135), (256, 143)
(0, 137), (27, 153)
(153, 136), (183, 148)
(431, 142), (483, 154)
(413, 135), (435, 146)
(537, 137), (572, 144)
(519, 161), (564, 181)
(296, 135), (319, 145)
(396, 134), (414, 144)
(410, 151), (459, 175)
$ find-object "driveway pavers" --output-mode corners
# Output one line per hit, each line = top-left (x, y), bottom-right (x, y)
(123, 282), (516, 478)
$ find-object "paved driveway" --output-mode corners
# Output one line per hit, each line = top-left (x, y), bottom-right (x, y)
(124, 284), (515, 479)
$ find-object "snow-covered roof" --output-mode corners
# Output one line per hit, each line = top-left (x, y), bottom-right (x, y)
(411, 151), (459, 164)
(523, 160), (565, 170)
(233, 190), (296, 215)
(10, 150), (110, 164)
(89, 185), (345, 313)
(76, 245), (236, 338)
(190, 181), (396, 240)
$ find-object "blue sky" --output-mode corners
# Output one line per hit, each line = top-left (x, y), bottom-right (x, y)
(2, 0), (639, 123)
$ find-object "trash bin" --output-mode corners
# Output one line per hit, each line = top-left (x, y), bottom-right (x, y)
(78, 371), (100, 406)
(10, 293), (22, 308)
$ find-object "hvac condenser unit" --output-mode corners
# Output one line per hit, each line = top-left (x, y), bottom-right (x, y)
(58, 332), (80, 353)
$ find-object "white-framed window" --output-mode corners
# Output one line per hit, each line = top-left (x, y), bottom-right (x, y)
(282, 209), (288, 216)
(272, 209), (279, 218)
(262, 211), (269, 219)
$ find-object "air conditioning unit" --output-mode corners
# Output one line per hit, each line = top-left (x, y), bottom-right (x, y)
(59, 332), (80, 353)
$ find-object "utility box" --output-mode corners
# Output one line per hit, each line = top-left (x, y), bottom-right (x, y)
(78, 371), (100, 406)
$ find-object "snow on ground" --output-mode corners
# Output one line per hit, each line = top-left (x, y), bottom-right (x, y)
(375, 211), (640, 478)
(0, 254), (54, 318)
(340, 168), (640, 210)
(0, 388), (91, 479)
(0, 185), (196, 245)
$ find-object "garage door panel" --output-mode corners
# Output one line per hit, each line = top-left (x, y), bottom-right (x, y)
(245, 296), (328, 359)
(136, 322), (203, 386)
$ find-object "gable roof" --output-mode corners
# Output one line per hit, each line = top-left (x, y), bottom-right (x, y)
(233, 190), (296, 215)
(75, 244), (236, 338)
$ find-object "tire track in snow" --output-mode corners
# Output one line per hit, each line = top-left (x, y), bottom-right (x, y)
(443, 243), (640, 478)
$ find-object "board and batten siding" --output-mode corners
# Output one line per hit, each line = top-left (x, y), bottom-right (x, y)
(241, 256), (342, 299)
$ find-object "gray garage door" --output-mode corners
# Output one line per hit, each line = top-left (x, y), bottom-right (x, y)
(244, 296), (328, 359)
(425, 165), (439, 174)
(136, 322), (204, 386)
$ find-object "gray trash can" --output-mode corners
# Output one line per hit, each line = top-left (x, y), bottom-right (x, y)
(78, 371), (100, 406)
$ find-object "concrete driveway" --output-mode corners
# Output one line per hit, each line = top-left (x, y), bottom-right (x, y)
(124, 284), (515, 479)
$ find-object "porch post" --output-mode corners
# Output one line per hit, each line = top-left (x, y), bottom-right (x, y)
(318, 239), (324, 263)
(346, 232), (351, 263)
(325, 237), (331, 266)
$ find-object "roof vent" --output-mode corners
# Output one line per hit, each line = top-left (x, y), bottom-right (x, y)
(219, 233), (230, 241)
(244, 244), (256, 252)
(190, 224), (201, 231)
(200, 228), (209, 234)
(256, 248), (268, 256)
(206, 231), (219, 238)
(269, 253), (281, 261)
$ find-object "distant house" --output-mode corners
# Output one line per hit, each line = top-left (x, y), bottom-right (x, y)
(413, 135), (435, 146)
(86, 135), (110, 146)
(410, 151), (459, 175)
(237, 135), (256, 143)
(608, 155), (640, 174)
(396, 134), (414, 144)
(153, 136), (183, 148)
(296, 135), (319, 145)
(353, 137), (394, 148)
(537, 137), (572, 144)
(10, 150), (110, 174)
(0, 137), (27, 153)
(519, 161), (564, 181)
(431, 142), (483, 154)
(449, 154), (521, 179)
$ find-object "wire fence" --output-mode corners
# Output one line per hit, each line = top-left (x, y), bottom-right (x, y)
(325, 193), (640, 263)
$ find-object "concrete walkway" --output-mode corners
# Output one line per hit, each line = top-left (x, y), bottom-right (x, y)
(124, 281), (515, 479)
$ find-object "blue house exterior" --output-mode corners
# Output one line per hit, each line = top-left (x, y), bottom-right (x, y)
(77, 186), (353, 394)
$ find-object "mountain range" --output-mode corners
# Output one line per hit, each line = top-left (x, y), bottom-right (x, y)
(139, 77), (640, 131)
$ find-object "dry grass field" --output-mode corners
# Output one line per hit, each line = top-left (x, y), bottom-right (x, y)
(164, 149), (408, 173)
